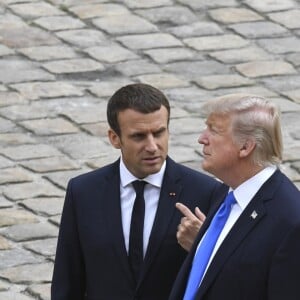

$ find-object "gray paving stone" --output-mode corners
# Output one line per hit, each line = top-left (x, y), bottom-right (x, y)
(69, 3), (130, 19)
(124, 0), (172, 8)
(170, 117), (202, 135)
(244, 0), (296, 12)
(0, 91), (26, 107)
(21, 197), (64, 216)
(0, 195), (13, 209)
(236, 60), (297, 78)
(18, 45), (78, 61)
(258, 37), (300, 54)
(0, 13), (27, 31)
(87, 79), (133, 98)
(0, 97), (97, 121)
(60, 101), (107, 123)
(209, 46), (271, 63)
(0, 133), (36, 146)
(1, 222), (58, 242)
(81, 122), (109, 137)
(85, 44), (138, 63)
(42, 58), (105, 74)
(269, 97), (300, 112)
(20, 156), (80, 173)
(0, 235), (12, 250)
(262, 75), (300, 92)
(34, 15), (85, 31)
(0, 25), (60, 48)
(293, 161), (300, 173)
(0, 262), (53, 283)
(209, 8), (263, 23)
(136, 6), (198, 25)
(164, 86), (210, 104)
(3, 180), (64, 201)
(93, 14), (158, 35)
(229, 21), (288, 38)
(27, 283), (51, 300)
(281, 89), (300, 103)
(115, 59), (161, 77)
(0, 117), (18, 133)
(167, 21), (223, 38)
(23, 238), (58, 257)
(0, 248), (44, 269)
(19, 118), (79, 135)
(10, 2), (64, 18)
(281, 163), (300, 182)
(208, 86), (278, 98)
(134, 73), (190, 90)
(268, 10), (300, 29)
(195, 74), (254, 90)
(144, 48), (195, 64)
(184, 34), (249, 51)
(0, 144), (63, 161)
(55, 29), (107, 48)
(117, 33), (182, 50)
(0, 167), (34, 185)
(0, 44), (14, 56)
(0, 291), (33, 300)
(0, 59), (54, 84)
(163, 61), (230, 79)
(46, 133), (111, 160)
(10, 81), (84, 100)
(168, 145), (200, 164)
(44, 168), (93, 190)
(283, 144), (300, 161)
(287, 53), (300, 67)
(0, 156), (14, 168)
(0, 209), (38, 227)
(0, 280), (9, 292)
(49, 215), (61, 227)
(177, 0), (238, 9)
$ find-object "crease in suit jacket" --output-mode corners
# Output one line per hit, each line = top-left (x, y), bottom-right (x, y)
(51, 156), (220, 300)
(169, 169), (300, 300)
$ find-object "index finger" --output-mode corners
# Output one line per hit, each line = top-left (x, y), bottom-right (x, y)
(176, 202), (198, 220)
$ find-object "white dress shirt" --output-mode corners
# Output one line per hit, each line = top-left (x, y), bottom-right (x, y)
(198, 165), (277, 285)
(119, 158), (166, 257)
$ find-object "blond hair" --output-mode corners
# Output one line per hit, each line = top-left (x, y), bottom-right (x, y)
(201, 94), (283, 166)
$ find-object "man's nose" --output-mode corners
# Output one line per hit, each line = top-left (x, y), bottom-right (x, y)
(146, 136), (158, 151)
(198, 130), (208, 144)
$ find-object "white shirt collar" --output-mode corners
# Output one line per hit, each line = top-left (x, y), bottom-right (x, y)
(233, 165), (277, 210)
(119, 157), (166, 188)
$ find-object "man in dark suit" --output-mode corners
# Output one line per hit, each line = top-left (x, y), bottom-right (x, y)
(51, 83), (220, 300)
(170, 93), (300, 300)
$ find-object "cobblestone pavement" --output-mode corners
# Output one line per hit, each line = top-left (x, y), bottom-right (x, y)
(0, 0), (299, 299)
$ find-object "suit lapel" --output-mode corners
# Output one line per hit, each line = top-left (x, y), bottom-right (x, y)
(196, 170), (282, 299)
(102, 160), (133, 280)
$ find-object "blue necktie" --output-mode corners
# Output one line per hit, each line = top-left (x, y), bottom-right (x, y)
(183, 191), (236, 300)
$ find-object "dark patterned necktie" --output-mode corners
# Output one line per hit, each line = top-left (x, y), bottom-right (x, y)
(129, 180), (146, 283)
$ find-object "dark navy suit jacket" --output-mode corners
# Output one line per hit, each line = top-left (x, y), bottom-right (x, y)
(51, 156), (220, 300)
(169, 169), (300, 300)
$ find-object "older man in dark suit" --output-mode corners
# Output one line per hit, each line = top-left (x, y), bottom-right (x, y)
(169, 94), (300, 300)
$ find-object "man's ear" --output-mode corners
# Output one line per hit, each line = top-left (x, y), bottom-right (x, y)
(239, 138), (256, 158)
(108, 129), (121, 149)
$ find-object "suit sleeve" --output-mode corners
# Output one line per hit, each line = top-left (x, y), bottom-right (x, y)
(51, 179), (86, 300)
(268, 223), (300, 300)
